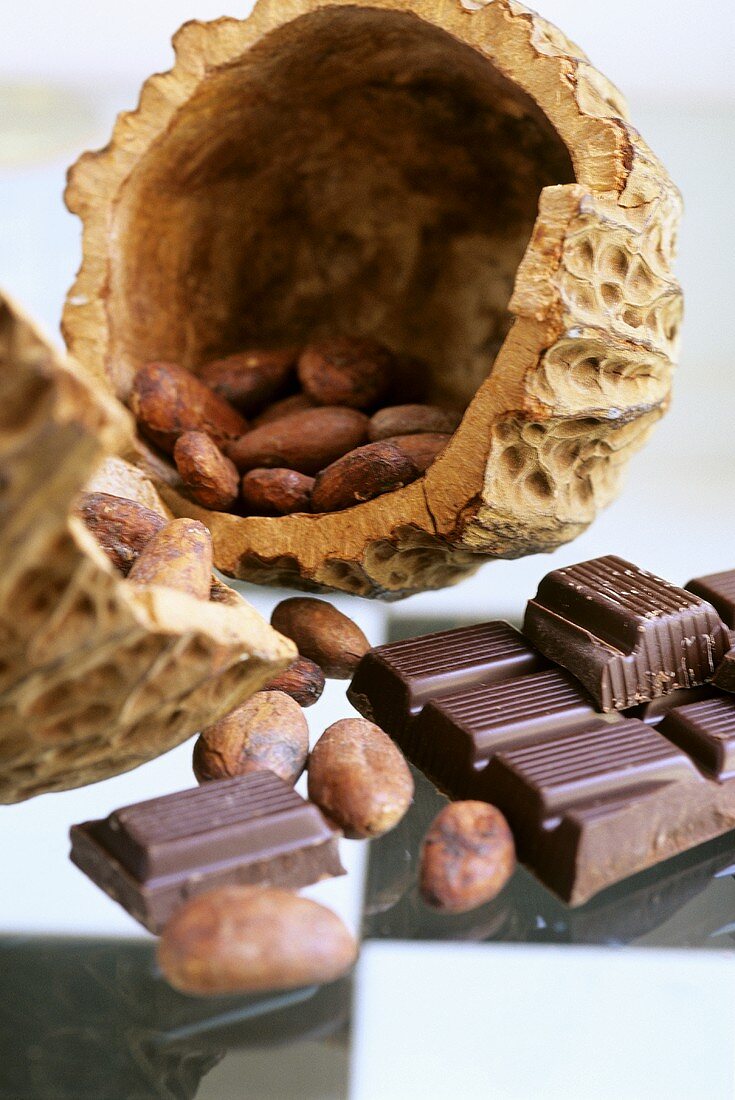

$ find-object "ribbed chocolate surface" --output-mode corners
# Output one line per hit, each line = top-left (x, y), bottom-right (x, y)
(101, 772), (335, 880)
(494, 720), (696, 813)
(660, 695), (735, 777)
(686, 569), (735, 628)
(373, 621), (534, 678)
(423, 669), (597, 762)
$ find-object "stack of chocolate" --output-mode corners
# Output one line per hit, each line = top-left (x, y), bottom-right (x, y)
(348, 556), (735, 905)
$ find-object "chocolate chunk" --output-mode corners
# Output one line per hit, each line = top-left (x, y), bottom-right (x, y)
(523, 555), (730, 711)
(656, 694), (735, 779)
(686, 569), (735, 628)
(348, 621), (547, 737)
(406, 669), (603, 800)
(70, 772), (344, 932)
(348, 617), (735, 904)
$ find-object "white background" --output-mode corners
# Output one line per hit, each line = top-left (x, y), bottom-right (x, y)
(1, 0), (734, 101)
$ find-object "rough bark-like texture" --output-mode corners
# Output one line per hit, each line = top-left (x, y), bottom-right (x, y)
(63, 0), (682, 598)
(0, 293), (295, 803)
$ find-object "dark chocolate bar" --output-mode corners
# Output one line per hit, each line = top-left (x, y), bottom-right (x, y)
(70, 772), (344, 932)
(523, 555), (729, 710)
(685, 570), (735, 692)
(686, 568), (735, 628)
(348, 617), (735, 904)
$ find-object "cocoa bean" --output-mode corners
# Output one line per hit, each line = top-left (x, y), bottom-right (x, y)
(387, 432), (451, 473)
(252, 393), (316, 427)
(240, 468), (314, 516)
(75, 492), (166, 575)
(262, 656), (325, 707)
(307, 718), (413, 839)
(193, 690), (309, 785)
(130, 361), (247, 454)
(227, 407), (368, 475)
(198, 349), (297, 415)
(420, 801), (516, 914)
(173, 431), (240, 511)
(271, 597), (370, 679)
(369, 404), (461, 441)
(127, 518), (213, 599)
(157, 885), (358, 996)
(311, 441), (419, 513)
(298, 337), (392, 410)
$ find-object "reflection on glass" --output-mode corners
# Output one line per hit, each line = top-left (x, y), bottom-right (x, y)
(363, 767), (735, 949)
(0, 937), (350, 1099)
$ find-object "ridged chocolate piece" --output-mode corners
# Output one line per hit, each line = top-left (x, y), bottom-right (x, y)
(523, 556), (730, 711)
(70, 773), (344, 932)
(657, 695), (735, 779)
(349, 612), (735, 905)
(347, 621), (546, 736)
(686, 569), (735, 628)
(405, 669), (603, 800)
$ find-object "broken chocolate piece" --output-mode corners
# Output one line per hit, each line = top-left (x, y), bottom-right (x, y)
(70, 772), (344, 932)
(522, 555), (730, 711)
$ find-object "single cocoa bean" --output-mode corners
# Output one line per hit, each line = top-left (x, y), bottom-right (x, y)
(75, 492), (166, 575)
(157, 885), (358, 996)
(298, 337), (392, 410)
(198, 349), (297, 415)
(173, 431), (240, 511)
(271, 597), (369, 679)
(193, 690), (309, 785)
(240, 468), (314, 516)
(130, 361), (248, 454)
(127, 518), (213, 599)
(308, 718), (413, 839)
(311, 441), (419, 514)
(262, 656), (325, 707)
(252, 393), (316, 427)
(227, 407), (368, 475)
(387, 432), (451, 473)
(369, 404), (461, 442)
(420, 802), (516, 914)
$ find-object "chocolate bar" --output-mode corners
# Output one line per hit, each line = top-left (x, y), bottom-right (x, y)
(348, 617), (735, 904)
(70, 772), (344, 932)
(523, 555), (729, 711)
(685, 570), (735, 691)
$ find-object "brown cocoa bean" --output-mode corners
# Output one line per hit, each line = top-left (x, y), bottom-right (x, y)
(311, 441), (419, 514)
(157, 885), (358, 996)
(193, 690), (309, 785)
(252, 393), (316, 427)
(271, 597), (370, 679)
(307, 718), (413, 839)
(130, 361), (248, 454)
(240, 468), (314, 516)
(387, 352), (430, 403)
(420, 802), (516, 914)
(297, 337), (392, 410)
(75, 492), (166, 575)
(387, 432), (451, 473)
(127, 518), (213, 599)
(198, 349), (297, 415)
(262, 656), (325, 707)
(369, 404), (461, 442)
(173, 431), (240, 511)
(227, 407), (368, 475)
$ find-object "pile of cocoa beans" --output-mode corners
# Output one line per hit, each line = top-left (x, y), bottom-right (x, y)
(128, 337), (462, 515)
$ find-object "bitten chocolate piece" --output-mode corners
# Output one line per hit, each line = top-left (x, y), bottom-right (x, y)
(523, 556), (730, 711)
(70, 772), (344, 932)
(349, 620), (735, 904)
